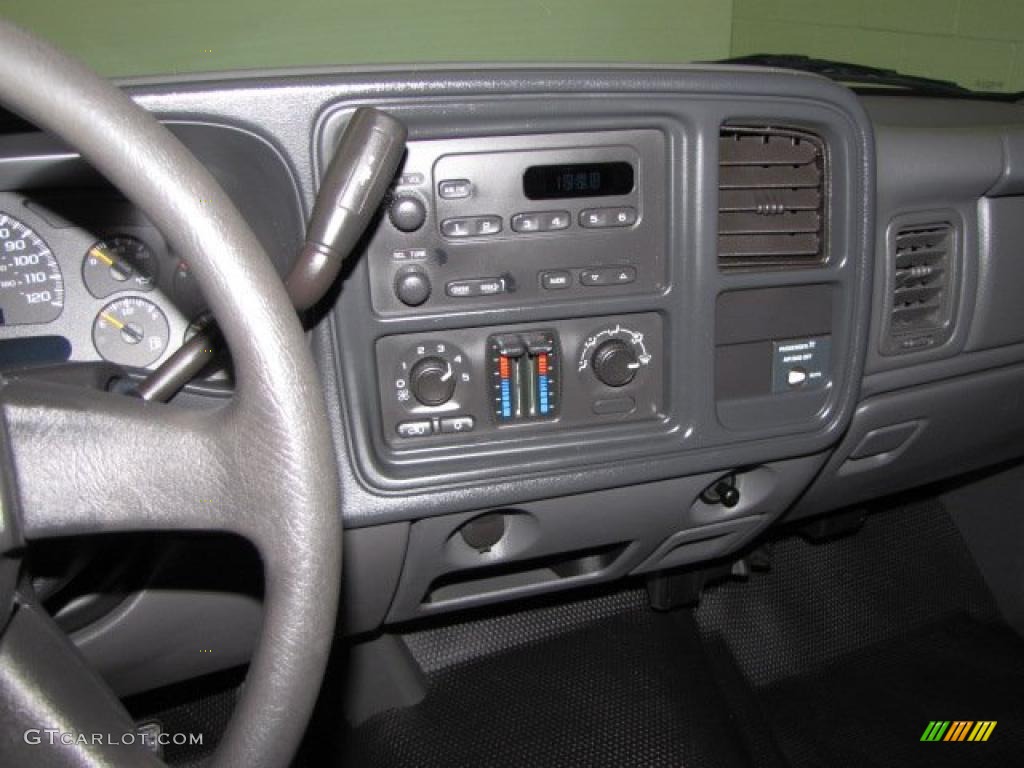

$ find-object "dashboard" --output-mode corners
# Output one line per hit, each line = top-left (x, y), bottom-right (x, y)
(4, 66), (1024, 693)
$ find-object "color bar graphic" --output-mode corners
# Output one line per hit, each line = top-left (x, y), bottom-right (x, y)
(921, 721), (996, 742)
(943, 721), (972, 741)
(921, 721), (950, 741)
(968, 722), (997, 742)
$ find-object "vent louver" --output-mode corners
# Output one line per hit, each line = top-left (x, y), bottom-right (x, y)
(718, 127), (826, 269)
(886, 222), (954, 352)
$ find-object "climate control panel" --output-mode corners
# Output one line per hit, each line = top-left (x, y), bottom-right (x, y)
(376, 314), (663, 447)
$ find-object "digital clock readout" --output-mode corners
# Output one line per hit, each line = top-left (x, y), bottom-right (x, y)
(523, 162), (634, 200)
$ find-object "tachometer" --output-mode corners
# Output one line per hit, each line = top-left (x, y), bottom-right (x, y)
(0, 212), (64, 326)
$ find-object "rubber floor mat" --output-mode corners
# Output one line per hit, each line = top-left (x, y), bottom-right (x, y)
(331, 503), (1024, 767)
(341, 606), (759, 768)
(694, 501), (1024, 767)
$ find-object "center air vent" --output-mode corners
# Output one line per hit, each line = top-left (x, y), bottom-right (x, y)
(718, 127), (826, 270)
(885, 221), (956, 354)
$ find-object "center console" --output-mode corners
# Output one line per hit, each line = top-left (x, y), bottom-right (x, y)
(318, 80), (872, 498)
(366, 129), (668, 446)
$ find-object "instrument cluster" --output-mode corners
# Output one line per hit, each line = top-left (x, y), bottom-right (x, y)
(0, 192), (208, 374)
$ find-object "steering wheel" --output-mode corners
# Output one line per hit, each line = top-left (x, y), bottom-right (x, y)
(0, 20), (341, 768)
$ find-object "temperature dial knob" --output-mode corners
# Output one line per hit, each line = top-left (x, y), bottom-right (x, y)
(591, 339), (639, 388)
(410, 356), (457, 406)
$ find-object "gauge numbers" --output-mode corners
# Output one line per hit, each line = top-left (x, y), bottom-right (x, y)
(92, 297), (170, 368)
(0, 212), (64, 326)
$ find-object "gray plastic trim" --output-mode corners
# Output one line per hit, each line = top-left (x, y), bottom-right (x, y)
(969, 196), (1024, 351)
(864, 126), (992, 374)
(386, 453), (826, 624)
(341, 523), (409, 636)
(74, 586), (260, 697)
(789, 363), (1024, 521)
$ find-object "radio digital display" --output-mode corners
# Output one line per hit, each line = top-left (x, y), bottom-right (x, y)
(523, 162), (634, 200)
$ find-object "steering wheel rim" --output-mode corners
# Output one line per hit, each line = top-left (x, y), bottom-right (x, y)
(0, 19), (341, 768)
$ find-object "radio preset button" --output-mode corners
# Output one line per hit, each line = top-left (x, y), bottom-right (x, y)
(397, 420), (434, 438)
(441, 218), (472, 238)
(441, 215), (503, 238)
(580, 206), (637, 229)
(446, 277), (506, 298)
(540, 270), (571, 290)
(542, 211), (571, 231)
(580, 266), (637, 286)
(438, 179), (472, 199)
(512, 210), (571, 233)
(511, 212), (541, 233)
(475, 216), (502, 235)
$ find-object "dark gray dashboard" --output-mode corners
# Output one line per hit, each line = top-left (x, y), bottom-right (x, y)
(3, 68), (1024, 685)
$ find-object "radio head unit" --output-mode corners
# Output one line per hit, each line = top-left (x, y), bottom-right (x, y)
(366, 129), (668, 315)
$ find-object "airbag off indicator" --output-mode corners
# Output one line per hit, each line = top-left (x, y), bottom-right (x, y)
(771, 335), (831, 393)
(489, 330), (560, 423)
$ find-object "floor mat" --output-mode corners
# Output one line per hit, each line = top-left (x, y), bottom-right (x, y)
(694, 501), (1002, 686)
(340, 605), (762, 768)
(332, 503), (1024, 768)
(692, 501), (1024, 766)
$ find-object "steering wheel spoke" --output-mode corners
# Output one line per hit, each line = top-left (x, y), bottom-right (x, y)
(1, 379), (246, 542)
(0, 600), (163, 767)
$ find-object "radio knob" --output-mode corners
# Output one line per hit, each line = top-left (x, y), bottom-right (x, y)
(410, 356), (457, 406)
(591, 339), (639, 388)
(395, 268), (431, 306)
(389, 195), (427, 233)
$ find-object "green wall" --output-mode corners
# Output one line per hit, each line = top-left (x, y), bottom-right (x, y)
(0, 0), (733, 76)
(733, 0), (1024, 92)
(4, 0), (1024, 91)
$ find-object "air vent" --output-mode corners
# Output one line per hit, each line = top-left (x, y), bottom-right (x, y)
(885, 221), (955, 353)
(718, 127), (826, 269)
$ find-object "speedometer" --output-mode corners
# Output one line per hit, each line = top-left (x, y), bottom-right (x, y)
(0, 212), (64, 326)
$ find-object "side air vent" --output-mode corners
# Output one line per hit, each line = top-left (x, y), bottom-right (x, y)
(884, 221), (956, 354)
(718, 127), (827, 269)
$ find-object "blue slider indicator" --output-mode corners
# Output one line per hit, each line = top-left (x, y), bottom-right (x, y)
(499, 354), (512, 418)
(537, 352), (551, 415)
